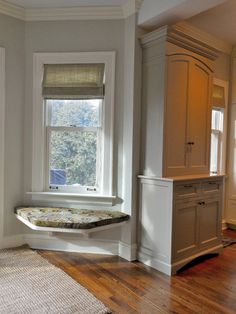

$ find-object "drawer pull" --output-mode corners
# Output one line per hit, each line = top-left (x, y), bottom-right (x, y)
(198, 201), (205, 205)
(183, 185), (193, 188)
(207, 182), (216, 185)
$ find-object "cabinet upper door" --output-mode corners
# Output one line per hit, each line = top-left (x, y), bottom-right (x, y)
(163, 54), (212, 177)
(188, 59), (212, 174)
(163, 55), (191, 176)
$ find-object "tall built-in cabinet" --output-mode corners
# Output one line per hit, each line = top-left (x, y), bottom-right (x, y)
(138, 24), (223, 275)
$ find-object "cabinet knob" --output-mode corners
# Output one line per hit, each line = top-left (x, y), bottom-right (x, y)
(198, 201), (206, 205)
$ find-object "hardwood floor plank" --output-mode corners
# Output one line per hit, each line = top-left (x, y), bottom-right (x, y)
(38, 229), (236, 313)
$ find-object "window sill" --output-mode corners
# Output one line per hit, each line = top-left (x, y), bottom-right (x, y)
(26, 192), (116, 206)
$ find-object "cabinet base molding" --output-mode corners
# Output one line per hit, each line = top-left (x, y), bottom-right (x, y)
(138, 244), (223, 276)
(171, 244), (223, 275)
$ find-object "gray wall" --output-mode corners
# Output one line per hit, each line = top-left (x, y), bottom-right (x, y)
(214, 53), (231, 81)
(24, 19), (124, 197)
(0, 14), (25, 236)
(22, 19), (125, 239)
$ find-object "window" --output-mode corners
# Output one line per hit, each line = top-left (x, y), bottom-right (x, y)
(46, 99), (102, 193)
(210, 79), (228, 174)
(210, 108), (224, 173)
(31, 52), (115, 202)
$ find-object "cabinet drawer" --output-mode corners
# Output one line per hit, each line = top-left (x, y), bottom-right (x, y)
(201, 180), (221, 195)
(174, 183), (199, 199)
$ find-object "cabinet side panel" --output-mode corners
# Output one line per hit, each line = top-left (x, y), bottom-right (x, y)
(142, 51), (166, 177)
(163, 56), (190, 176)
(139, 179), (173, 263)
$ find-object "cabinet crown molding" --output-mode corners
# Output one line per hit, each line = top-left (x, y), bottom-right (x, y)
(141, 22), (230, 60)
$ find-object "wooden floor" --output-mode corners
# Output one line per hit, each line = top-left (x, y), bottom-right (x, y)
(38, 229), (236, 314)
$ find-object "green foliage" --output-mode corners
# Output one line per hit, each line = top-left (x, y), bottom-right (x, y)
(48, 99), (100, 187)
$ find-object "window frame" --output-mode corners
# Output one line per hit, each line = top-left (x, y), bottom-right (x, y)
(210, 78), (228, 175)
(45, 99), (103, 194)
(30, 52), (116, 204)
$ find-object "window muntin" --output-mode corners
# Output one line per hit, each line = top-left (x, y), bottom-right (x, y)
(46, 99), (102, 193)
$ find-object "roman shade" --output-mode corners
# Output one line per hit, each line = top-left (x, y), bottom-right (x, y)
(42, 63), (105, 99)
(212, 84), (225, 108)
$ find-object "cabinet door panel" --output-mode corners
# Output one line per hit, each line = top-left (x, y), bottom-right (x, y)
(173, 204), (198, 260)
(188, 60), (212, 173)
(163, 55), (190, 176)
(198, 200), (221, 247)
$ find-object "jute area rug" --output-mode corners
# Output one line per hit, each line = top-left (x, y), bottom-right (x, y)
(0, 246), (111, 314)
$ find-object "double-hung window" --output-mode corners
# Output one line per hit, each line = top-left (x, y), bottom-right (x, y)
(210, 79), (228, 174)
(43, 64), (104, 194)
(31, 52), (115, 202)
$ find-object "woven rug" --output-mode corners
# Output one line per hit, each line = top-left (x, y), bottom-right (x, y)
(0, 247), (111, 314)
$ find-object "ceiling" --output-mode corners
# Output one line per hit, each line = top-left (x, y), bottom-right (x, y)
(5, 0), (129, 9)
(2, 0), (236, 47)
(188, 0), (236, 45)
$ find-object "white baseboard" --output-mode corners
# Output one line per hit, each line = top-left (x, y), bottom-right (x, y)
(24, 233), (119, 255)
(119, 241), (137, 261)
(222, 219), (228, 230)
(1, 234), (25, 249)
(138, 249), (171, 275)
(0, 232), (138, 261)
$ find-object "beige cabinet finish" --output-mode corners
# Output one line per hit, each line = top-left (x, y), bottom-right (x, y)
(164, 55), (212, 176)
(141, 27), (213, 178)
(138, 175), (223, 275)
(139, 25), (222, 276)
(173, 180), (222, 262)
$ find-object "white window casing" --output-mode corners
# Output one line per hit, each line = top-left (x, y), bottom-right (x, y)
(30, 52), (116, 205)
(210, 78), (228, 175)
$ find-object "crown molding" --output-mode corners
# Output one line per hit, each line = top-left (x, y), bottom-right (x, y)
(0, 0), (142, 21)
(25, 6), (124, 21)
(0, 0), (25, 20)
(174, 22), (232, 55)
(123, 0), (143, 18)
(141, 22), (232, 58)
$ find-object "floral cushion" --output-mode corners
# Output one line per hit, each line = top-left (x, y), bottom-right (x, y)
(15, 206), (129, 229)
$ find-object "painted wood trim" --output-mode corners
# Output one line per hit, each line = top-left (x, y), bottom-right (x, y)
(123, 0), (143, 18)
(0, 48), (5, 248)
(25, 6), (123, 21)
(0, 0), (141, 21)
(32, 51), (115, 199)
(0, 0), (25, 20)
(26, 191), (116, 206)
(141, 22), (231, 56)
(24, 233), (119, 255)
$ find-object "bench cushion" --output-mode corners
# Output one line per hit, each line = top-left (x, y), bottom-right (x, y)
(15, 207), (129, 229)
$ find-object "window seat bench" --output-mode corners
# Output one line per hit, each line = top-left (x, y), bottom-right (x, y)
(15, 206), (129, 235)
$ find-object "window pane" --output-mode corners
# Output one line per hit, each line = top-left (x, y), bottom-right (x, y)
(212, 109), (223, 131)
(210, 132), (219, 173)
(49, 130), (98, 187)
(47, 99), (101, 127)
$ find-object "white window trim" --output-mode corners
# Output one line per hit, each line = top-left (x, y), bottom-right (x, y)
(31, 52), (116, 204)
(0, 47), (5, 247)
(212, 78), (228, 174)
